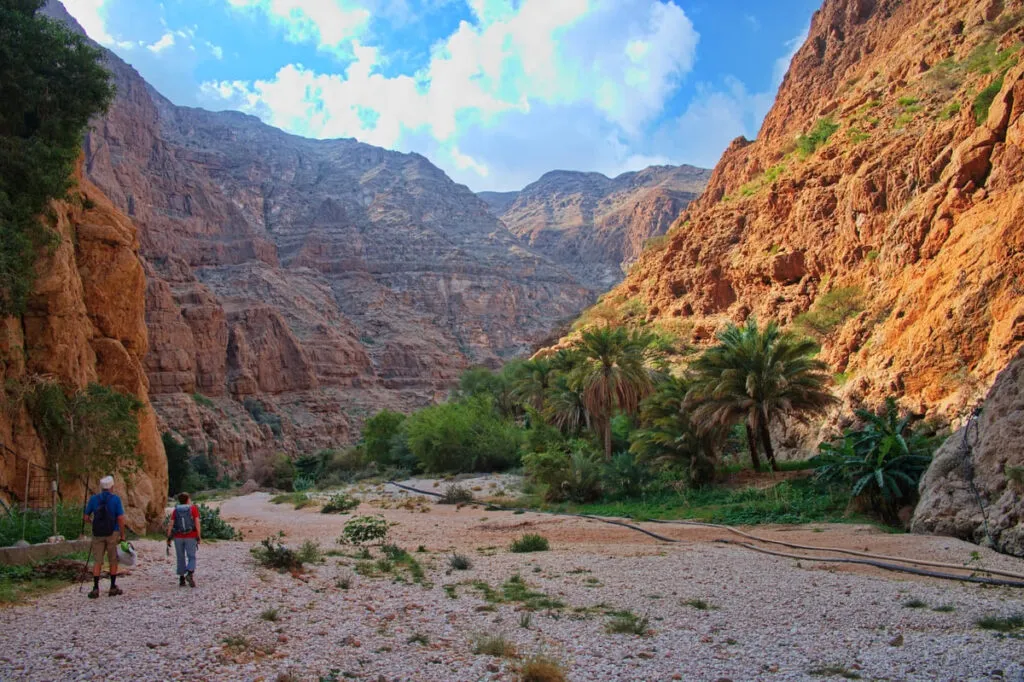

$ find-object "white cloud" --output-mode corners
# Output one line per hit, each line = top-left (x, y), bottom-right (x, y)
(772, 25), (808, 87)
(207, 42), (225, 59)
(225, 0), (371, 55)
(62, 0), (134, 48)
(146, 31), (176, 53)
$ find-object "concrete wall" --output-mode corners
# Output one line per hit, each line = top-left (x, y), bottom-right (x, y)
(0, 538), (90, 566)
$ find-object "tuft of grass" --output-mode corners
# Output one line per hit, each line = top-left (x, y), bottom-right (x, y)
(192, 392), (215, 408)
(296, 540), (323, 565)
(518, 653), (567, 682)
(438, 483), (475, 505)
(932, 604), (956, 613)
(810, 664), (861, 679)
(407, 632), (430, 646)
(976, 614), (1024, 632)
(260, 607), (280, 622)
(222, 635), (251, 652)
(682, 598), (714, 611)
(510, 534), (549, 553)
(938, 101), (961, 120)
(796, 118), (839, 158)
(473, 633), (518, 658)
(322, 493), (359, 514)
(793, 286), (863, 338)
(335, 572), (353, 590)
(897, 96), (920, 106)
(449, 554), (472, 571)
(519, 612), (533, 629)
(974, 76), (1004, 124)
(271, 492), (314, 509)
(902, 598), (928, 609)
(604, 610), (650, 636)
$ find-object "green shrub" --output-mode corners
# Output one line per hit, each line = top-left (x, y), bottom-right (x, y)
(519, 653), (567, 682)
(796, 118), (839, 158)
(197, 503), (241, 540)
(813, 398), (939, 524)
(338, 515), (393, 546)
(244, 398), (283, 437)
(438, 483), (474, 505)
(405, 398), (522, 473)
(793, 286), (864, 337)
(605, 610), (650, 635)
(973, 76), (1004, 124)
(510, 534), (549, 553)
(362, 410), (414, 469)
(473, 633), (517, 657)
(250, 537), (302, 571)
(603, 451), (654, 499)
(191, 393), (214, 408)
(449, 553), (472, 570)
(321, 493), (359, 514)
(296, 540), (323, 564)
(260, 454), (296, 491)
(523, 441), (603, 503)
(317, 447), (372, 486)
(976, 614), (1024, 632)
(0, 504), (84, 547)
(939, 101), (961, 120)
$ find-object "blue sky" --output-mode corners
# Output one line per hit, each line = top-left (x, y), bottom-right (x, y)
(63, 0), (820, 191)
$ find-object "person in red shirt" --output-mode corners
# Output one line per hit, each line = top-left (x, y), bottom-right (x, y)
(165, 492), (201, 587)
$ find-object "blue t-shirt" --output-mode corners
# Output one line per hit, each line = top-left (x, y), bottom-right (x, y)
(85, 491), (125, 531)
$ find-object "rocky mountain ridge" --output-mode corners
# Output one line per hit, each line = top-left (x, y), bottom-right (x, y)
(44, 1), (599, 474)
(482, 165), (710, 290)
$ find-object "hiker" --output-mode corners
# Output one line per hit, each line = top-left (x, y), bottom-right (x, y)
(83, 475), (127, 599)
(166, 492), (201, 587)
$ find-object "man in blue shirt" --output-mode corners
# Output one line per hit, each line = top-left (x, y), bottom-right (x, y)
(83, 475), (127, 599)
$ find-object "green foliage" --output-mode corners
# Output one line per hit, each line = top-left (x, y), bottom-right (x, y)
(976, 614), (1024, 632)
(963, 41), (1019, 75)
(27, 382), (143, 487)
(191, 393), (214, 408)
(973, 76), (1004, 124)
(738, 164), (787, 197)
(812, 398), (939, 523)
(321, 492), (360, 514)
(796, 118), (839, 158)
(338, 515), (393, 546)
(605, 610), (650, 635)
(457, 366), (519, 419)
(270, 492), (314, 509)
(316, 447), (373, 487)
(449, 553), (472, 570)
(405, 397), (522, 473)
(602, 451), (654, 499)
(847, 127), (870, 144)
(0, 0), (115, 315)
(522, 440), (603, 503)
(243, 398), (283, 437)
(250, 537), (303, 571)
(164, 432), (191, 496)
(438, 483), (474, 504)
(296, 540), (323, 564)
(0, 503), (84, 547)
(361, 410), (410, 469)
(196, 503), (241, 540)
(939, 101), (962, 120)
(510, 533), (549, 553)
(472, 633), (517, 657)
(629, 375), (718, 487)
(793, 287), (864, 337)
(642, 234), (669, 252)
(260, 453), (296, 491)
(688, 319), (838, 471)
(897, 96), (920, 106)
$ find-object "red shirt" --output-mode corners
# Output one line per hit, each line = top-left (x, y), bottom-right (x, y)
(171, 504), (200, 539)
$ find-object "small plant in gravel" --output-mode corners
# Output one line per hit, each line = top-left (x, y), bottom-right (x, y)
(407, 632), (430, 645)
(474, 633), (518, 658)
(443, 584), (458, 599)
(260, 607), (280, 622)
(321, 493), (360, 514)
(297, 540), (324, 565)
(438, 483), (475, 504)
(518, 653), (567, 682)
(605, 610), (650, 636)
(519, 612), (532, 629)
(271, 492), (315, 509)
(510, 534), (549, 553)
(338, 515), (394, 546)
(335, 573), (353, 590)
(251, 538), (303, 571)
(809, 664), (861, 679)
(682, 598), (715, 610)
(375, 558), (394, 573)
(222, 635), (252, 652)
(932, 604), (956, 613)
(902, 598), (927, 609)
(501, 575), (564, 610)
(976, 614), (1024, 632)
(449, 553), (472, 570)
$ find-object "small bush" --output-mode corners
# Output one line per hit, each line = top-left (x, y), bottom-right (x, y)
(973, 76), (1004, 124)
(605, 610), (650, 635)
(405, 397), (522, 473)
(449, 553), (472, 570)
(438, 483), (475, 505)
(519, 653), (567, 682)
(682, 598), (714, 610)
(510, 534), (549, 553)
(407, 632), (430, 645)
(296, 540), (323, 564)
(192, 393), (214, 408)
(338, 515), (393, 546)
(321, 493), (359, 514)
(260, 607), (280, 621)
(522, 441), (603, 503)
(197, 503), (242, 540)
(793, 286), (863, 337)
(796, 118), (839, 158)
(902, 598), (927, 609)
(251, 538), (302, 571)
(976, 614), (1024, 632)
(938, 101), (961, 120)
(473, 633), (518, 657)
(335, 572), (353, 589)
(270, 492), (314, 509)
(244, 398), (283, 437)
(0, 504), (85, 547)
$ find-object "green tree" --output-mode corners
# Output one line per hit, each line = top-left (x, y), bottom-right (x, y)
(405, 398), (521, 473)
(361, 410), (407, 467)
(457, 365), (519, 419)
(163, 432), (191, 495)
(687, 319), (838, 471)
(543, 375), (590, 437)
(27, 382), (143, 489)
(511, 358), (554, 412)
(570, 326), (657, 460)
(630, 375), (719, 486)
(0, 0), (114, 315)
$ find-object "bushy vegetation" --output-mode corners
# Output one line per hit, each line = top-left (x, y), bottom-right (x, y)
(793, 287), (864, 338)
(197, 503), (242, 540)
(510, 534), (549, 553)
(973, 76), (1004, 124)
(0, 0), (115, 316)
(243, 398), (283, 438)
(321, 492), (359, 514)
(405, 397), (522, 473)
(796, 118), (839, 158)
(0, 504), (84, 547)
(164, 433), (233, 495)
(338, 515), (393, 546)
(251, 537), (304, 571)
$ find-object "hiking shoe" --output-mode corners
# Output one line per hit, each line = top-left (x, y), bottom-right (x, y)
(87, 588), (99, 599)
(186, 573), (195, 588)
(179, 576), (186, 587)
(108, 586), (123, 597)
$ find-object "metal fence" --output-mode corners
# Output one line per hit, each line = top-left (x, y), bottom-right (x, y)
(0, 441), (70, 543)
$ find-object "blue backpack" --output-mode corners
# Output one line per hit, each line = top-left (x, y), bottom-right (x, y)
(91, 492), (115, 537)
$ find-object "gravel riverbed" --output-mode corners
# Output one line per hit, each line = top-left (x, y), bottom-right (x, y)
(1, 486), (1022, 682)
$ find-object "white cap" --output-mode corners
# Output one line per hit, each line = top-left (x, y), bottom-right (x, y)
(99, 476), (114, 490)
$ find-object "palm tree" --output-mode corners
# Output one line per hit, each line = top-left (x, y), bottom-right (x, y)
(543, 374), (590, 437)
(687, 318), (838, 471)
(630, 375), (721, 486)
(570, 326), (656, 460)
(511, 358), (554, 412)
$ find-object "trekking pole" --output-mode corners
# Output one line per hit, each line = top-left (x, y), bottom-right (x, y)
(78, 543), (94, 593)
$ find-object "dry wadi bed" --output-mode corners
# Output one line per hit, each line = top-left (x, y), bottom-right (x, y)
(1, 483), (1022, 682)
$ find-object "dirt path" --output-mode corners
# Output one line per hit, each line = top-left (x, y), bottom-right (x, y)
(1, 489), (1022, 681)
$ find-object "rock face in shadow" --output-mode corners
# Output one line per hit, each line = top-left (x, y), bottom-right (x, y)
(482, 166), (710, 291)
(575, 0), (1024, 443)
(43, 2), (594, 474)
(0, 168), (168, 531)
(912, 346), (1024, 556)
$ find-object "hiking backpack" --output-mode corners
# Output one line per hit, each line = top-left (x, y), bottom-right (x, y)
(91, 492), (115, 537)
(172, 504), (196, 535)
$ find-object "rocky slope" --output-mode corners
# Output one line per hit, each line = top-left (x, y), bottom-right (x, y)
(912, 344), (1024, 556)
(44, 2), (593, 475)
(593, 0), (1024, 433)
(482, 166), (710, 290)
(0, 167), (167, 531)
